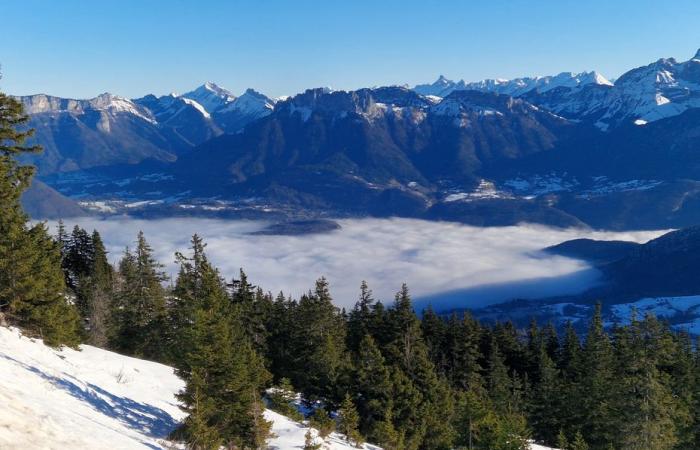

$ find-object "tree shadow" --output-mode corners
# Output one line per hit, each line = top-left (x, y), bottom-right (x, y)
(0, 353), (179, 447)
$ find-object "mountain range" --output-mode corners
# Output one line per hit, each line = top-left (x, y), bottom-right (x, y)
(16, 48), (700, 229)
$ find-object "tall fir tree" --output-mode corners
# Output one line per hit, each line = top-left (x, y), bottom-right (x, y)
(578, 303), (616, 449)
(173, 235), (271, 448)
(111, 231), (167, 359)
(0, 91), (80, 347)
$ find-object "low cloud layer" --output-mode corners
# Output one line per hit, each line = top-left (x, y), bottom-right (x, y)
(52, 218), (665, 310)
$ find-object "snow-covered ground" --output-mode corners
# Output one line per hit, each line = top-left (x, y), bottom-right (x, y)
(0, 326), (555, 449)
(609, 295), (700, 334)
(0, 326), (185, 449)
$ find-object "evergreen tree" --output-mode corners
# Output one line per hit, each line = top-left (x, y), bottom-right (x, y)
(578, 303), (616, 448)
(338, 393), (363, 447)
(0, 91), (80, 347)
(111, 232), (167, 359)
(617, 315), (677, 450)
(83, 230), (113, 347)
(353, 334), (393, 439)
(487, 339), (513, 414)
(173, 235), (271, 449)
(288, 277), (346, 402)
(309, 407), (335, 439)
(347, 280), (376, 352)
(231, 269), (271, 355)
(570, 431), (590, 450)
(557, 429), (570, 450)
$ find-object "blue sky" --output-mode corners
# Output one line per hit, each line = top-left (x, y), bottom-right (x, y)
(2, 0), (700, 99)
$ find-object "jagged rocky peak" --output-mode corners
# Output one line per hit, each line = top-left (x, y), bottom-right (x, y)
(218, 88), (276, 115)
(181, 81), (236, 113)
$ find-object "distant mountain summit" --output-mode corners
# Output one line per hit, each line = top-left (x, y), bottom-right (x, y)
(414, 71), (612, 98)
(14, 84), (276, 174)
(181, 81), (236, 113)
(415, 49), (700, 130)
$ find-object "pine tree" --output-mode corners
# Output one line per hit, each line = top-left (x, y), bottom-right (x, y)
(83, 230), (113, 347)
(173, 235), (271, 448)
(444, 312), (484, 392)
(557, 429), (570, 450)
(287, 277), (347, 402)
(454, 389), (489, 450)
(309, 407), (335, 439)
(347, 280), (376, 352)
(487, 339), (513, 414)
(304, 429), (322, 450)
(421, 306), (447, 374)
(338, 393), (363, 447)
(617, 315), (677, 450)
(578, 303), (616, 448)
(353, 334), (393, 438)
(0, 91), (80, 347)
(111, 231), (167, 359)
(570, 431), (589, 450)
(19, 224), (82, 347)
(175, 368), (222, 450)
(372, 405), (404, 450)
(530, 346), (562, 444)
(231, 269), (271, 355)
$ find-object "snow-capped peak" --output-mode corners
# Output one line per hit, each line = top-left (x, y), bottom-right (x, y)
(84, 93), (157, 123)
(218, 88), (276, 116)
(181, 82), (236, 114)
(693, 48), (700, 61)
(413, 71), (611, 98)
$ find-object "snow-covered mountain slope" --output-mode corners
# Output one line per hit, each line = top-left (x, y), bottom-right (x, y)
(213, 88), (277, 132)
(0, 326), (185, 449)
(133, 93), (223, 145)
(19, 93), (156, 124)
(591, 51), (700, 128)
(181, 81), (237, 113)
(415, 49), (700, 130)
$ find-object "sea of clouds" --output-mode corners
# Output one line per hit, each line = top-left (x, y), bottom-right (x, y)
(51, 217), (665, 310)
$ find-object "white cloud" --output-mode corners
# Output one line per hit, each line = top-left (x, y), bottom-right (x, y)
(52, 217), (665, 310)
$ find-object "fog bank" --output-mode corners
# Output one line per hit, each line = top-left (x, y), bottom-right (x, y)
(53, 217), (665, 309)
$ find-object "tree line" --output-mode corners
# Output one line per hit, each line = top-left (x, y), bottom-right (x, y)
(1, 89), (699, 450)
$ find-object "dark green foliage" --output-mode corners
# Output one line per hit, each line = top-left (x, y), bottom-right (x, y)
(171, 235), (271, 449)
(0, 91), (80, 347)
(578, 304), (616, 448)
(110, 232), (168, 359)
(278, 277), (347, 403)
(338, 393), (363, 447)
(353, 334), (392, 438)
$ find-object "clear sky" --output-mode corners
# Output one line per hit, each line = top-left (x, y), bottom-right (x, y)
(2, 0), (700, 99)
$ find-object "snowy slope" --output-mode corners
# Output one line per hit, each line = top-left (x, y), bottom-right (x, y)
(0, 326), (554, 450)
(0, 326), (382, 449)
(0, 326), (185, 449)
